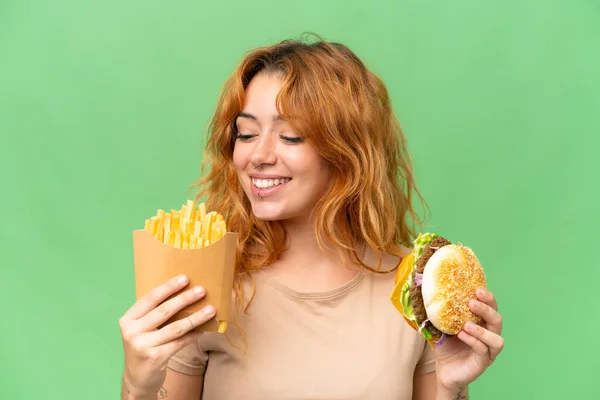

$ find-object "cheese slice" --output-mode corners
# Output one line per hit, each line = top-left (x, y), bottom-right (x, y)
(390, 251), (436, 349)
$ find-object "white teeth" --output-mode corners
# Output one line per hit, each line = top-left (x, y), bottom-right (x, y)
(252, 178), (290, 188)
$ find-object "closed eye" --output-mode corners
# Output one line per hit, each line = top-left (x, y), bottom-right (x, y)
(235, 133), (257, 142)
(281, 135), (304, 144)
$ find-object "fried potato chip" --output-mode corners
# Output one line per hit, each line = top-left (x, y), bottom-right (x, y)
(142, 201), (227, 249)
(198, 203), (206, 221)
(193, 219), (202, 237)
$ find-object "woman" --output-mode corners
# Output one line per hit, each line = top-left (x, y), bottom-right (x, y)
(119, 37), (504, 400)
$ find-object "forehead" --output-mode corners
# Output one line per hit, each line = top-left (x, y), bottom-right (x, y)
(237, 112), (285, 124)
(241, 73), (284, 117)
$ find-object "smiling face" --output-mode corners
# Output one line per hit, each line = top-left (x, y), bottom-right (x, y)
(232, 73), (331, 223)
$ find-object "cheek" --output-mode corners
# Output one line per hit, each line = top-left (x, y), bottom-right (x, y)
(285, 147), (323, 173)
(315, 164), (332, 191)
(308, 153), (331, 182)
(232, 146), (245, 172)
(288, 151), (331, 194)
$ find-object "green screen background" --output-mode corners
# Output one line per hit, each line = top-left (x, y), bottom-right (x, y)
(1, 1), (598, 398)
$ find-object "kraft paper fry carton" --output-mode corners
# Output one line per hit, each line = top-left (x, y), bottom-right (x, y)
(132, 229), (237, 333)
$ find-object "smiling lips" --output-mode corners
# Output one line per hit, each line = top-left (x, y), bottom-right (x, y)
(250, 176), (291, 197)
(252, 177), (291, 188)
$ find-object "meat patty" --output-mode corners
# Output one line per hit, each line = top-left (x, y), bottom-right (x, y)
(416, 236), (452, 274)
(410, 236), (452, 339)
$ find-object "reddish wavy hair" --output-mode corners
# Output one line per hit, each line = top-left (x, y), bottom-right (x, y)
(191, 36), (427, 311)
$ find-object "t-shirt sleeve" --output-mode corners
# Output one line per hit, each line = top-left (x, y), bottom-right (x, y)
(414, 340), (437, 375)
(167, 339), (209, 376)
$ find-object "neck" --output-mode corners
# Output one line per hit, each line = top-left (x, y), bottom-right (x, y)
(277, 218), (364, 272)
(261, 218), (368, 293)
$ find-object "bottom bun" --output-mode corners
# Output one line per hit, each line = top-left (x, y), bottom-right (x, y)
(421, 244), (486, 335)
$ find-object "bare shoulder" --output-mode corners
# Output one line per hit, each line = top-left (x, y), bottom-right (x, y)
(399, 244), (412, 258)
(366, 245), (411, 273)
(387, 244), (413, 266)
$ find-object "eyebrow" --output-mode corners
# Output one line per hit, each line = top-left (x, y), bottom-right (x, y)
(237, 112), (286, 122)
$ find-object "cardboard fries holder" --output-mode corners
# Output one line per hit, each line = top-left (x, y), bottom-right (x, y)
(132, 229), (237, 332)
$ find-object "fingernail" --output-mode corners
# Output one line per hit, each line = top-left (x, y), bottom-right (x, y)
(194, 286), (205, 296)
(477, 288), (487, 296)
(177, 275), (188, 284)
(204, 305), (215, 316)
(465, 321), (476, 331)
(470, 299), (478, 308)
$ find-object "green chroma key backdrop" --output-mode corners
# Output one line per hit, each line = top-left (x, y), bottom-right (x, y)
(1, 1), (598, 399)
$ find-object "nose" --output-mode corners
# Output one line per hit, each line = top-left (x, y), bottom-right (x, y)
(248, 133), (277, 167)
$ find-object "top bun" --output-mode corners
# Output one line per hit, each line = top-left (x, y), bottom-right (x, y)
(420, 244), (486, 335)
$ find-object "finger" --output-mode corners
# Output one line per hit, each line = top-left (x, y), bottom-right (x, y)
(145, 306), (216, 347)
(124, 275), (189, 321)
(457, 330), (490, 361)
(476, 288), (498, 311)
(464, 321), (505, 360)
(138, 285), (207, 331)
(128, 329), (204, 368)
(469, 299), (503, 335)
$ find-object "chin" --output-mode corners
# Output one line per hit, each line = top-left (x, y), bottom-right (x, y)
(250, 202), (307, 222)
(251, 203), (287, 221)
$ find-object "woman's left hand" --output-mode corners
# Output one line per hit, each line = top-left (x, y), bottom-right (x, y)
(434, 288), (505, 391)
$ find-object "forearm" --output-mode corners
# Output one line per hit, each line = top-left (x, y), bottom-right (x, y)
(436, 384), (468, 400)
(121, 377), (160, 400)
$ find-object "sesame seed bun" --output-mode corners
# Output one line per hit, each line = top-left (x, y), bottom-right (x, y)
(421, 244), (487, 335)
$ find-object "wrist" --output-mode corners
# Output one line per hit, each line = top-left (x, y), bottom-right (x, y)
(122, 376), (159, 400)
(124, 394), (158, 400)
(436, 382), (468, 400)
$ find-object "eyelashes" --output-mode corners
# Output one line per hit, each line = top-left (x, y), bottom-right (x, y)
(234, 133), (304, 144)
(281, 136), (304, 144)
(235, 134), (255, 141)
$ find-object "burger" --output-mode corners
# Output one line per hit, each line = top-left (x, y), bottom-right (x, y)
(390, 232), (486, 348)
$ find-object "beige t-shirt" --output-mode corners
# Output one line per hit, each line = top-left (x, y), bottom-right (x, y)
(167, 251), (436, 400)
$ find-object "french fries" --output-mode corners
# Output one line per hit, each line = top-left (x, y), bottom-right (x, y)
(143, 200), (227, 249)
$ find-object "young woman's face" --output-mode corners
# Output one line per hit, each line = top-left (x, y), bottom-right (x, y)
(233, 73), (330, 223)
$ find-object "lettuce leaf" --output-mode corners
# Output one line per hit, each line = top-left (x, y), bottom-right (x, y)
(400, 232), (439, 340)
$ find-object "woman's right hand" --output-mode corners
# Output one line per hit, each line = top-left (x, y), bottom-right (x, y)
(119, 274), (216, 398)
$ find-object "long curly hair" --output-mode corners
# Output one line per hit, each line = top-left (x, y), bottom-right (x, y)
(191, 35), (428, 312)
